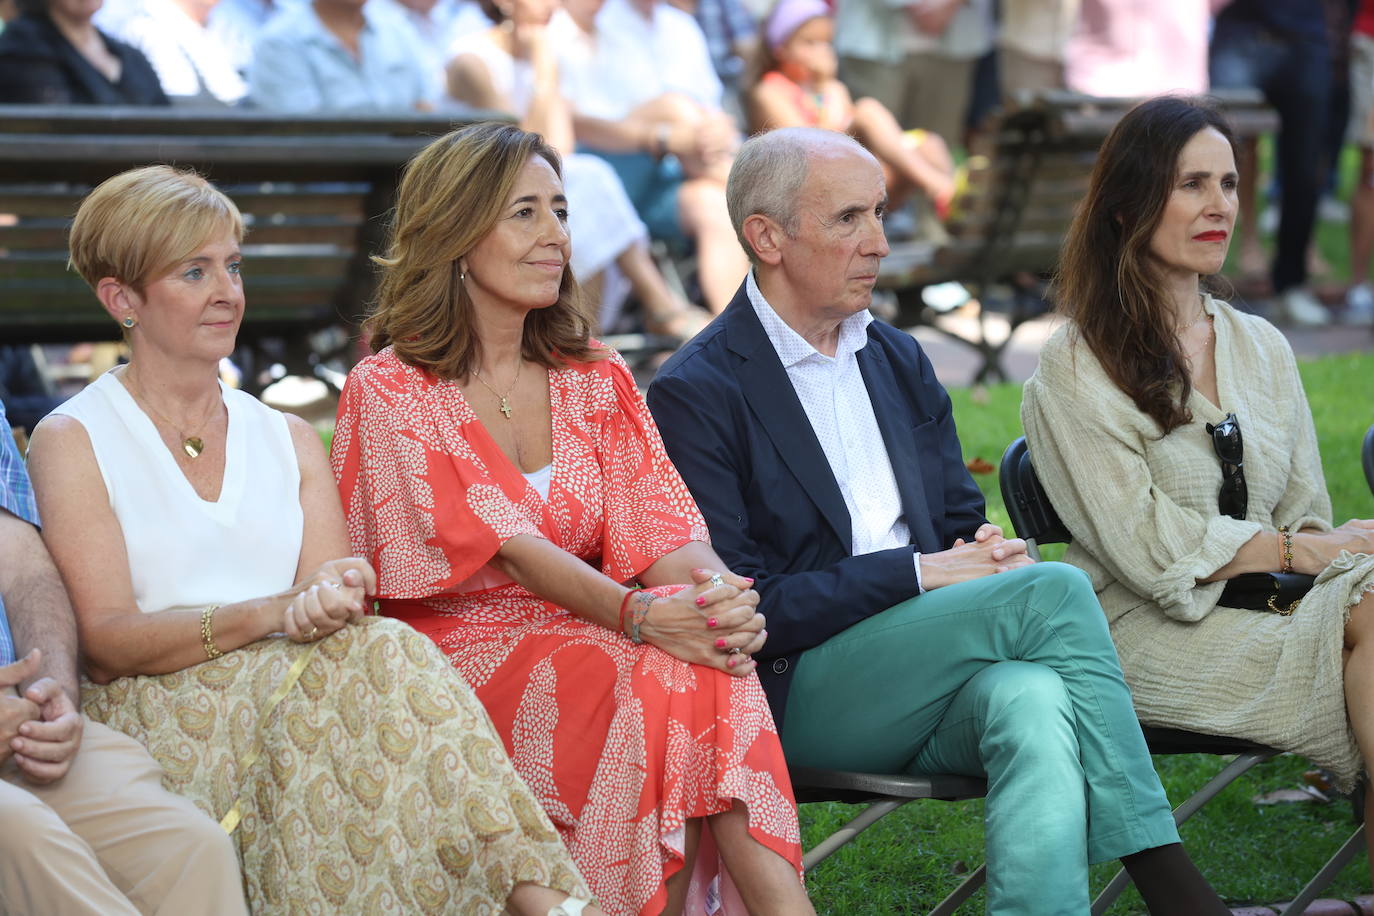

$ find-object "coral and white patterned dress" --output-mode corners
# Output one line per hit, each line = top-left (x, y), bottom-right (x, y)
(332, 346), (803, 916)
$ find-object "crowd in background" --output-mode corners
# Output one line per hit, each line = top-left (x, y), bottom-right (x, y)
(0, 0), (1366, 329)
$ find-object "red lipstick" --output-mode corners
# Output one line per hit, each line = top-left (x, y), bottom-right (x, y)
(1193, 230), (1228, 242)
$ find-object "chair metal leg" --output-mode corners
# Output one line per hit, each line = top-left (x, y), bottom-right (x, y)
(930, 863), (987, 916)
(802, 797), (990, 915)
(802, 799), (911, 870)
(1091, 751), (1276, 914)
(1169, 750), (1277, 823)
(1276, 826), (1367, 915)
(1090, 868), (1135, 916)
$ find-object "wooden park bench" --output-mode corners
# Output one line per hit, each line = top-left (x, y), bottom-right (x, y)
(0, 105), (503, 391)
(880, 89), (1279, 383)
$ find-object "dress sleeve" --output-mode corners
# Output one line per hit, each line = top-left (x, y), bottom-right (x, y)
(594, 351), (710, 584)
(332, 354), (548, 600)
(1021, 333), (1261, 621)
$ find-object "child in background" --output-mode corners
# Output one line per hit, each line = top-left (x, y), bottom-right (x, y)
(748, 0), (957, 219)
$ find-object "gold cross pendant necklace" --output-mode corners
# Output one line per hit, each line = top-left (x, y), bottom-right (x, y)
(472, 361), (522, 419)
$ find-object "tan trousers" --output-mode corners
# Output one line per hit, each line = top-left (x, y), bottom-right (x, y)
(998, 47), (1065, 101)
(840, 52), (977, 143)
(0, 719), (247, 916)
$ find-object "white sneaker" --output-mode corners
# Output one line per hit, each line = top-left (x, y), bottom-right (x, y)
(1345, 282), (1374, 326)
(1277, 287), (1329, 327)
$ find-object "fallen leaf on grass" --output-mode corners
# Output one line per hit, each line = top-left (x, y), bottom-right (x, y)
(1252, 788), (1323, 805)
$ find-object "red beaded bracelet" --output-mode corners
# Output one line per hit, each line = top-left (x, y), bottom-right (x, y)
(618, 588), (638, 637)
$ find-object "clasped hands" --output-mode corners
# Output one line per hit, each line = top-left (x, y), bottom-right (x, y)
(637, 569), (764, 678)
(0, 649), (82, 785)
(283, 558), (377, 644)
(918, 523), (1034, 591)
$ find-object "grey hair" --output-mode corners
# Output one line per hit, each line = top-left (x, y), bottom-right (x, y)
(725, 128), (870, 264)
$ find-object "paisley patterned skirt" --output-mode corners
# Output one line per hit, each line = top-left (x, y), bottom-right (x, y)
(81, 616), (590, 915)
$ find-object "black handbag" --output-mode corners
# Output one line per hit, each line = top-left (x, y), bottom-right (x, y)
(1218, 571), (1314, 616)
(1205, 413), (1313, 615)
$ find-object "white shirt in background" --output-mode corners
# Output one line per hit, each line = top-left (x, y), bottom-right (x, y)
(553, 0), (722, 121)
(114, 0), (249, 104)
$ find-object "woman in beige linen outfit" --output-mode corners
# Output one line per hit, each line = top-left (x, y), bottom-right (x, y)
(1022, 97), (1374, 824)
(24, 165), (601, 916)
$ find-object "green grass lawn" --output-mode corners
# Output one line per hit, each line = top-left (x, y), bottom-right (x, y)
(799, 350), (1374, 915)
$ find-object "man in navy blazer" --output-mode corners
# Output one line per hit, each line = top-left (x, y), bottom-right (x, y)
(646, 128), (1229, 914)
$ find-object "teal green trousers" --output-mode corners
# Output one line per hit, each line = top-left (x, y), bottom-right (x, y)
(781, 563), (1178, 914)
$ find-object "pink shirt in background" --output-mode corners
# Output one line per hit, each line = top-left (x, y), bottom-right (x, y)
(1357, 0), (1374, 38)
(1064, 0), (1211, 97)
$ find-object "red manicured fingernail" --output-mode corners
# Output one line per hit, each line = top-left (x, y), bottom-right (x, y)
(695, 596), (707, 607)
(727, 656), (737, 668)
(744, 577), (755, 584)
(715, 638), (726, 648)
(707, 617), (718, 628)
(692, 568), (707, 576)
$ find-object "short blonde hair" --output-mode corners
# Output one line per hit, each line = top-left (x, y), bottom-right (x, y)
(367, 121), (601, 379)
(68, 165), (244, 293)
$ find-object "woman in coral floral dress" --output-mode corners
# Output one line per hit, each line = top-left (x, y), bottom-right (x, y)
(332, 122), (809, 916)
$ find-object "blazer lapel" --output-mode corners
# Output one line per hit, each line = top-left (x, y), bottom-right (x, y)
(858, 338), (939, 552)
(725, 295), (853, 551)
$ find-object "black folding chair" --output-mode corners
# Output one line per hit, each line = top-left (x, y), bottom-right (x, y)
(790, 767), (989, 914)
(999, 436), (1365, 915)
(1363, 423), (1374, 497)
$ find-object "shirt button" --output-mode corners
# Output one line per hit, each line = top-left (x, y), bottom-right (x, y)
(771, 658), (789, 674)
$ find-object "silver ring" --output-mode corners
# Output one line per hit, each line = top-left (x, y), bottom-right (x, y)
(326, 581), (341, 590)
(708, 574), (725, 589)
(728, 647), (741, 655)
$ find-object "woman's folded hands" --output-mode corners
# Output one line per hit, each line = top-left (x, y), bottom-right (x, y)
(283, 559), (377, 643)
(638, 569), (765, 677)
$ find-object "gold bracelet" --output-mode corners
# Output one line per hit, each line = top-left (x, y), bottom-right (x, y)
(201, 604), (224, 660)
(1279, 525), (1294, 574)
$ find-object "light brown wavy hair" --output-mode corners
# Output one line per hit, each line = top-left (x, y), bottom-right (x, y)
(366, 122), (601, 379)
(1053, 95), (1236, 435)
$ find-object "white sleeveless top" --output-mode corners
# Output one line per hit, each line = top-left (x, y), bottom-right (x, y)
(53, 372), (304, 615)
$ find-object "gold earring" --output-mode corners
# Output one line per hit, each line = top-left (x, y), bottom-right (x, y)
(121, 315), (136, 328)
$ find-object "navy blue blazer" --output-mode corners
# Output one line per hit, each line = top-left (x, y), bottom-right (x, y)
(646, 283), (987, 728)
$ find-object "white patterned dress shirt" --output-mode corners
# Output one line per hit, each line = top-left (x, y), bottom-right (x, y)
(747, 273), (923, 589)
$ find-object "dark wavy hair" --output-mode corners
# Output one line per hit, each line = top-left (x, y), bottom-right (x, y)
(1052, 95), (1237, 435)
(366, 122), (601, 379)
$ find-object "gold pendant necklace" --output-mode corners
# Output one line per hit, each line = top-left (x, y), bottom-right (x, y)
(472, 360), (523, 420)
(125, 371), (219, 459)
